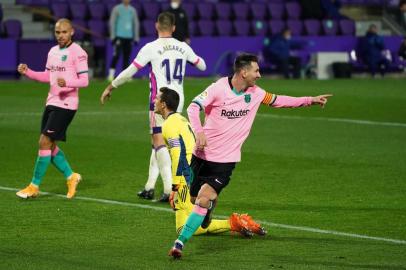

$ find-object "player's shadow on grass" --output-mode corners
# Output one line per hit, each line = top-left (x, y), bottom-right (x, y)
(193, 233), (270, 255)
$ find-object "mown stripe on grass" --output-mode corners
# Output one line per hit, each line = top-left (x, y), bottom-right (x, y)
(1, 111), (406, 128)
(2, 185), (405, 245)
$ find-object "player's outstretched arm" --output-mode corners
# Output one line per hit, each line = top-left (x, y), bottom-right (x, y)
(111, 64), (138, 88)
(18, 63), (50, 83)
(268, 93), (333, 108)
(194, 57), (207, 71)
(101, 65), (139, 105)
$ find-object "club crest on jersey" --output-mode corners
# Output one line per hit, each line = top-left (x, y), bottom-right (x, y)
(61, 55), (67, 61)
(196, 90), (208, 101)
(200, 91), (208, 98)
(244, 94), (251, 103)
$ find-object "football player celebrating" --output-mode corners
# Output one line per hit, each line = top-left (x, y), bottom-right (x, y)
(169, 53), (332, 258)
(16, 19), (88, 199)
(154, 87), (266, 246)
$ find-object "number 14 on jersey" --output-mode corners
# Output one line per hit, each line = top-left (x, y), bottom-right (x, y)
(162, 59), (183, 84)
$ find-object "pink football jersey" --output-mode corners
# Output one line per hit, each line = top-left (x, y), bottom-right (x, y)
(45, 42), (88, 110)
(191, 77), (267, 162)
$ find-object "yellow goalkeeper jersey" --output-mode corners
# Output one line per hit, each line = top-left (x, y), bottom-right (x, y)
(162, 112), (196, 186)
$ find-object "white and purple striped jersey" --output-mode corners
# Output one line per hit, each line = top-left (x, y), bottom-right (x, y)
(132, 37), (204, 112)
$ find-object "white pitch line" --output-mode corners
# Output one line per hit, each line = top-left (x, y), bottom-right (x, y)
(1, 110), (405, 128)
(216, 214), (406, 245)
(257, 113), (406, 128)
(0, 186), (172, 213)
(1, 185), (405, 245)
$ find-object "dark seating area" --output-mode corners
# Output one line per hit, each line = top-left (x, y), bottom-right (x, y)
(12, 0), (365, 37)
(2, 19), (23, 39)
(0, 4), (3, 24)
(1, 0), (403, 77)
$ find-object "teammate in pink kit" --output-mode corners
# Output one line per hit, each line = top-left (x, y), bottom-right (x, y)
(16, 19), (89, 199)
(169, 53), (332, 258)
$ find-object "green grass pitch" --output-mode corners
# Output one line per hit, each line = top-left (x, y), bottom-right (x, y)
(0, 78), (405, 269)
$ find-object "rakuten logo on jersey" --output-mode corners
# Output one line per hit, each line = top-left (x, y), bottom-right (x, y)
(221, 109), (250, 119)
(49, 65), (66, 72)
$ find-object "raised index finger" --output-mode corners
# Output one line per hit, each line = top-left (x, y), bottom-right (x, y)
(321, 94), (333, 98)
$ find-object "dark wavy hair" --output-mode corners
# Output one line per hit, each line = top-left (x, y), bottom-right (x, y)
(159, 87), (179, 112)
(233, 53), (258, 73)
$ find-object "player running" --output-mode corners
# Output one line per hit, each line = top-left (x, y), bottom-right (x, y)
(154, 87), (266, 242)
(169, 53), (332, 259)
(101, 12), (206, 202)
(16, 19), (88, 199)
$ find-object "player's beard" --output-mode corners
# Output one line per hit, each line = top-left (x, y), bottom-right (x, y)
(248, 78), (257, 87)
(154, 104), (162, 115)
(58, 37), (71, 48)
(58, 40), (66, 47)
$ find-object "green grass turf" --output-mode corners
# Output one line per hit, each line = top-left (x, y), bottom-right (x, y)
(0, 78), (406, 269)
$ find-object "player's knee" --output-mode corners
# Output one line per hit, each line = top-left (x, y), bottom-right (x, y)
(195, 196), (211, 209)
(39, 135), (52, 149)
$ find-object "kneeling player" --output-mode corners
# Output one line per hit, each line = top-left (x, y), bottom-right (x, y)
(153, 87), (266, 258)
(173, 183), (264, 238)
